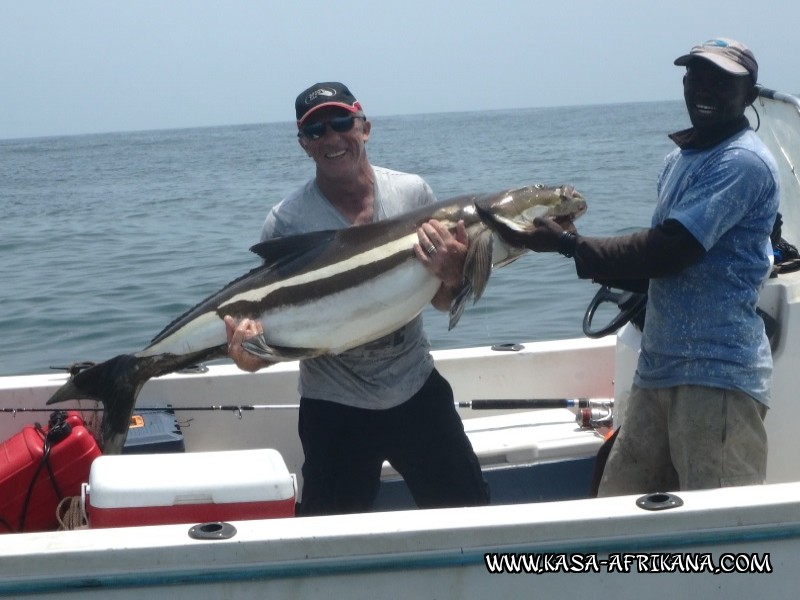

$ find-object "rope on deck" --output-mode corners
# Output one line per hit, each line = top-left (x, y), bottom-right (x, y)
(57, 496), (88, 531)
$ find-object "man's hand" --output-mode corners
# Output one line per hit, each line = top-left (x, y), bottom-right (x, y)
(415, 219), (469, 311)
(491, 216), (574, 253)
(414, 219), (468, 289)
(224, 315), (270, 373)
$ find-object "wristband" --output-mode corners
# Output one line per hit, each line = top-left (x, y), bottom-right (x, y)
(558, 232), (577, 258)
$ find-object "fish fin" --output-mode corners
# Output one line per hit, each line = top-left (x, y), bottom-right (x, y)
(46, 354), (145, 454)
(242, 334), (321, 361)
(463, 229), (494, 302)
(448, 282), (473, 330)
(249, 230), (338, 272)
(449, 230), (494, 330)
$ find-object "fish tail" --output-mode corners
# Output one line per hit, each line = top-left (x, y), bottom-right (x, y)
(46, 354), (146, 454)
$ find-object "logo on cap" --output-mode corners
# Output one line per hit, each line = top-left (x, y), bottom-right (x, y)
(305, 87), (336, 105)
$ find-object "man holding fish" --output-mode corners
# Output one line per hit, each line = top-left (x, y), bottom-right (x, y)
(491, 39), (780, 495)
(226, 82), (490, 516)
(45, 90), (585, 466)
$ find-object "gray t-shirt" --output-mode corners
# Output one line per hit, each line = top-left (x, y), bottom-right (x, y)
(260, 166), (438, 409)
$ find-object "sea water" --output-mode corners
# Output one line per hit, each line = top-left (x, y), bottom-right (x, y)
(0, 100), (687, 376)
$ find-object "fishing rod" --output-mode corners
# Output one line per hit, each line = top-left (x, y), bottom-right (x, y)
(0, 405), (301, 415)
(2, 399), (615, 432)
(457, 398), (611, 410)
(1, 398), (610, 414)
(460, 398), (615, 429)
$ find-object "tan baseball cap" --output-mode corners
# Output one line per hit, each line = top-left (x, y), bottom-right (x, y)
(674, 37), (758, 83)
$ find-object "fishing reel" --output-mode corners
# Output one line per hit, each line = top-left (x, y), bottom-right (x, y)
(576, 400), (614, 430)
(583, 285), (646, 339)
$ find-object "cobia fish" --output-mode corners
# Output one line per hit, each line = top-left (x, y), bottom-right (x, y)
(47, 184), (587, 453)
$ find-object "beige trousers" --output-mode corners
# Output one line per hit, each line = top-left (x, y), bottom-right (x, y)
(598, 384), (768, 496)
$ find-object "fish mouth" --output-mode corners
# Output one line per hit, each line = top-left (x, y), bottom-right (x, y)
(549, 186), (587, 225)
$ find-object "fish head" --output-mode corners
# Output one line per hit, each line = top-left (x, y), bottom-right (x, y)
(474, 184), (587, 235)
(473, 184), (587, 266)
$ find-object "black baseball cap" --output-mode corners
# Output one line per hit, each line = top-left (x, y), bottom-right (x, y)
(295, 82), (364, 128)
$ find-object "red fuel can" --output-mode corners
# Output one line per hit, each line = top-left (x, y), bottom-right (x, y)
(0, 411), (101, 533)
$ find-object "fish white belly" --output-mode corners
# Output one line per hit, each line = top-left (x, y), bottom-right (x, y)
(260, 260), (440, 353)
(139, 311), (227, 358)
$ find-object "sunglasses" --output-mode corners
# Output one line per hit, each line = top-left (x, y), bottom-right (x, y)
(298, 115), (364, 140)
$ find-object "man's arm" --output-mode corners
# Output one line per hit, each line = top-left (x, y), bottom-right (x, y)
(489, 216), (705, 282)
(572, 219), (706, 280)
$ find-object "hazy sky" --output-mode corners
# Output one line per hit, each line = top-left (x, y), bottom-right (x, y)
(2, 1), (798, 139)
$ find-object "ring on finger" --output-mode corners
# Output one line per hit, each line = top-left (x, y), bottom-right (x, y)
(426, 244), (436, 255)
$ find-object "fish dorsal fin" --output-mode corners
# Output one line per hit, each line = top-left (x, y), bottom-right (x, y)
(249, 229), (338, 273)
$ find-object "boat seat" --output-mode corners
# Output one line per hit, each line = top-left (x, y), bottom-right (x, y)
(380, 408), (605, 478)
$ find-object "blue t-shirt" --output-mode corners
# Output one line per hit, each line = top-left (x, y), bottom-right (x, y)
(635, 128), (780, 405)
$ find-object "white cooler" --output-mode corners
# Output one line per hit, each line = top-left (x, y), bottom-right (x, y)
(85, 448), (296, 528)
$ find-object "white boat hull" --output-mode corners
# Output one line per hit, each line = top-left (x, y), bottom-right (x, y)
(2, 483), (798, 598)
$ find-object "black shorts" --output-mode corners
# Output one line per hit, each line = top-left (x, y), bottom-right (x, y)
(297, 368), (489, 516)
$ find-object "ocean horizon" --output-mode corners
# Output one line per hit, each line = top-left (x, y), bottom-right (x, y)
(1, 98), (678, 143)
